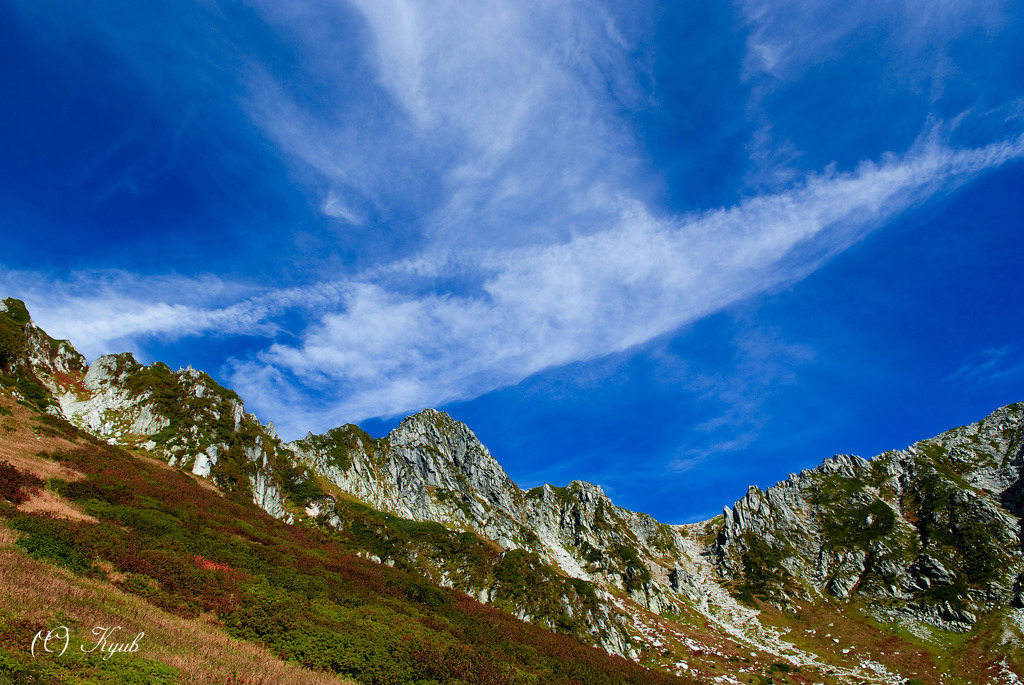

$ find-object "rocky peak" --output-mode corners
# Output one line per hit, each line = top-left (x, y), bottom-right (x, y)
(289, 408), (692, 618)
(1, 298), (85, 374)
(4, 311), (292, 521)
(714, 403), (1024, 631)
(391, 409), (523, 508)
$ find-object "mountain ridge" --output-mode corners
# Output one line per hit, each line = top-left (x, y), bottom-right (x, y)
(4, 296), (1024, 683)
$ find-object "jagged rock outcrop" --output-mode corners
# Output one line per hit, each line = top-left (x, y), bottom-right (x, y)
(2, 301), (292, 523)
(289, 409), (695, 620)
(714, 403), (1024, 631)
(289, 411), (531, 547)
(56, 354), (171, 440)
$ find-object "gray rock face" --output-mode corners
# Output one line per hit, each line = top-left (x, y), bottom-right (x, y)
(286, 409), (703, 654)
(291, 410), (527, 536)
(25, 335), (291, 521)
(54, 355), (172, 439)
(252, 470), (288, 521)
(713, 403), (1024, 630)
(289, 410), (691, 602)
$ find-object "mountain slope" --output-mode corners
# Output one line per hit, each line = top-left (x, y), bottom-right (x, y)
(289, 409), (693, 608)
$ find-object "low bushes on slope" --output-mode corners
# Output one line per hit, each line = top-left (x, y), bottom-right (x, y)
(1, 435), (686, 685)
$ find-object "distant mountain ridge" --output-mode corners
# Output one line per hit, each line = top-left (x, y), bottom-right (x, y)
(715, 405), (1024, 630)
(4, 296), (1024, 683)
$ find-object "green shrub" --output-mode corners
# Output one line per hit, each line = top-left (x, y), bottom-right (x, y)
(1, 298), (31, 325)
(906, 471), (1009, 590)
(295, 424), (380, 472)
(285, 474), (327, 506)
(15, 375), (50, 409)
(820, 498), (896, 551)
(611, 544), (652, 592)
(0, 316), (24, 369)
(11, 516), (92, 573)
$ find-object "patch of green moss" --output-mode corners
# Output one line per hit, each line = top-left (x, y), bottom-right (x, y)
(867, 457), (894, 487)
(433, 488), (474, 519)
(732, 532), (798, 606)
(0, 317), (26, 370)
(148, 416), (182, 446)
(702, 514), (725, 538)
(609, 544), (652, 592)
(209, 440), (259, 495)
(914, 442), (976, 486)
(281, 462), (327, 508)
(109, 352), (141, 376)
(547, 484), (570, 500)
(902, 469), (1012, 609)
(491, 549), (608, 638)
(9, 514), (94, 573)
(577, 540), (603, 565)
(196, 370), (240, 403)
(810, 474), (865, 505)
(0, 301), (35, 381)
(820, 499), (896, 551)
(120, 361), (247, 458)
(298, 424), (380, 472)
(124, 362), (182, 418)
(1, 298), (31, 325)
(15, 374), (51, 410)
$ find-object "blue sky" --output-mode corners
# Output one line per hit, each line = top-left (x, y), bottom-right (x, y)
(2, 0), (1023, 523)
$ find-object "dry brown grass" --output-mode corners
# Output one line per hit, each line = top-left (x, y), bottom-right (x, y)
(184, 470), (225, 496)
(0, 525), (18, 547)
(0, 521), (355, 685)
(0, 395), (98, 521)
(17, 488), (97, 523)
(755, 596), (946, 683)
(0, 396), (85, 482)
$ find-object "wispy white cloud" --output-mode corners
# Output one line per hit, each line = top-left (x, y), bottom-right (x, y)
(15, 131), (986, 433)
(0, 270), (349, 362)
(0, 271), (265, 360)
(322, 191), (363, 225)
(229, 134), (1024, 437)
(946, 345), (1022, 386)
(5, 0), (1022, 444)
(738, 0), (1009, 82)
(671, 435), (757, 474)
(247, 0), (645, 255)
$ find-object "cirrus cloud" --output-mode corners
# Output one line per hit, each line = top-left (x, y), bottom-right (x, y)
(228, 134), (1024, 436)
